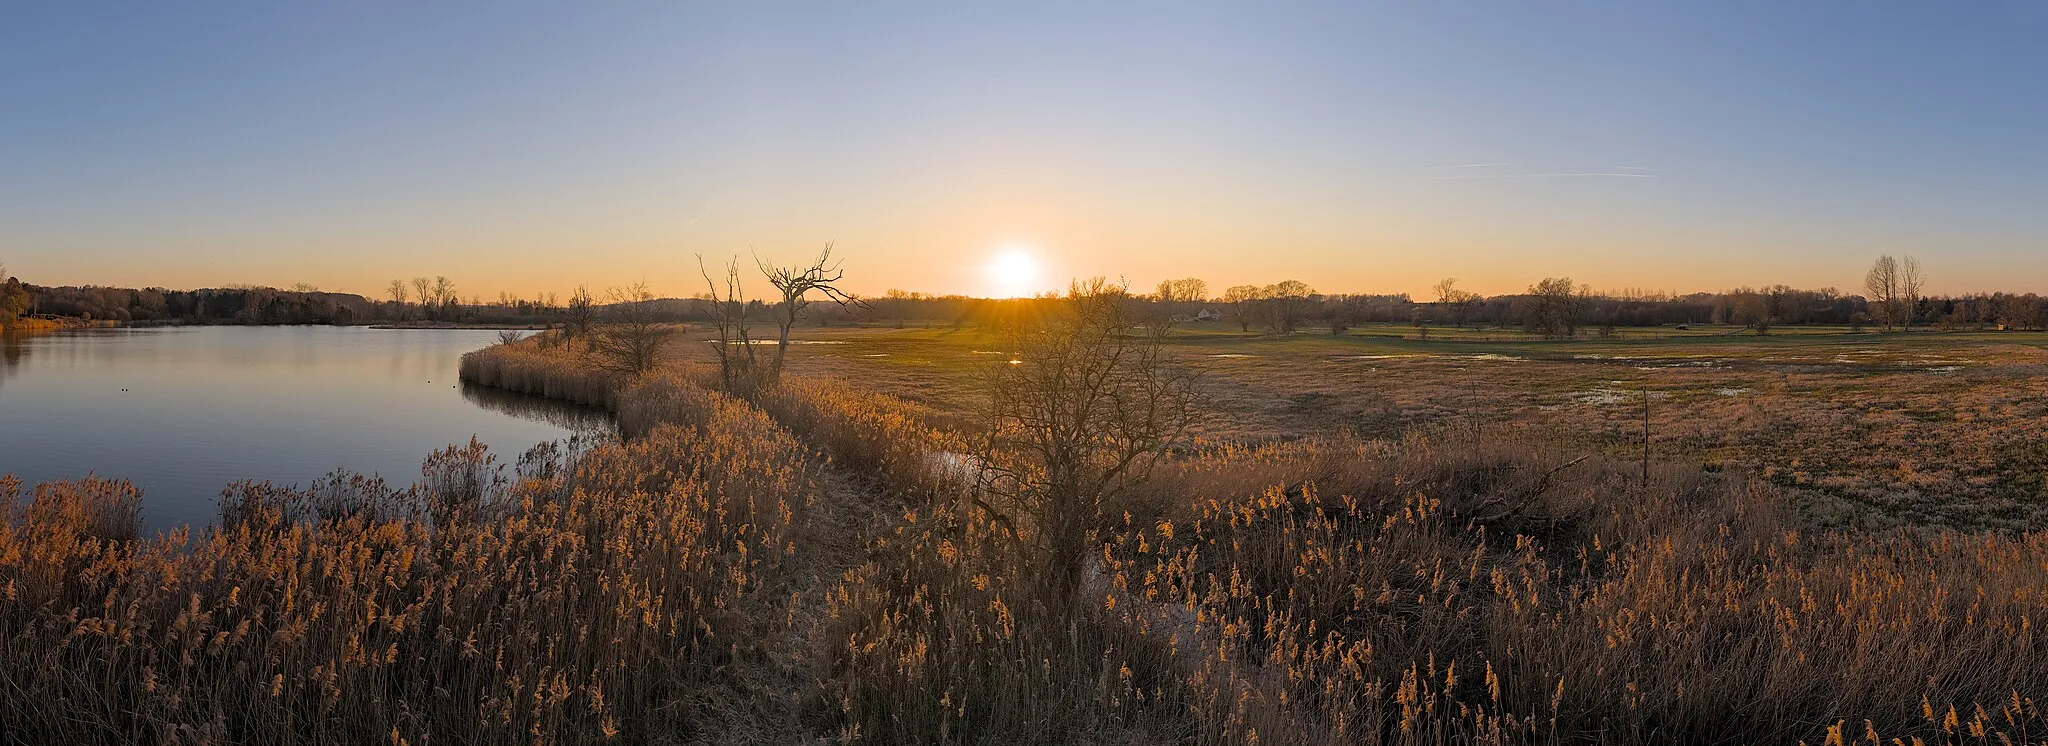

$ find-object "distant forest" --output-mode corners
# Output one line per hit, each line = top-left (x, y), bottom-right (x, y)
(6, 266), (2048, 334)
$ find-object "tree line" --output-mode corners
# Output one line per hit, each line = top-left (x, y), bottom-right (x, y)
(8, 278), (576, 327)
(866, 256), (2048, 336)
(8, 254), (2048, 335)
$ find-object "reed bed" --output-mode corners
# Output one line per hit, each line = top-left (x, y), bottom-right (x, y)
(1102, 431), (2048, 743)
(460, 338), (621, 409)
(0, 375), (828, 743)
(5, 335), (2047, 743)
(740, 364), (2048, 744)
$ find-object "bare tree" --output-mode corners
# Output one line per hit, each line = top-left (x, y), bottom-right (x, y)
(411, 277), (434, 320)
(1524, 277), (1587, 339)
(976, 278), (1199, 607)
(386, 280), (409, 319)
(1432, 277), (1461, 306)
(588, 283), (674, 376)
(700, 256), (763, 391)
(1155, 277), (1209, 303)
(1900, 255), (1925, 331)
(1260, 280), (1318, 333)
(432, 277), (458, 318)
(1864, 255), (1900, 331)
(1221, 284), (1263, 332)
(759, 243), (862, 380)
(564, 285), (596, 343)
(1433, 277), (1480, 327)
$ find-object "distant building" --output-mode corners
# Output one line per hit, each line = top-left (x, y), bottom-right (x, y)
(1194, 308), (1220, 322)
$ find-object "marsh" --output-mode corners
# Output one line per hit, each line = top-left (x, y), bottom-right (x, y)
(0, 326), (609, 529)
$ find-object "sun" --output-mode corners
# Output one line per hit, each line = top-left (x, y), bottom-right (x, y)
(983, 246), (1044, 298)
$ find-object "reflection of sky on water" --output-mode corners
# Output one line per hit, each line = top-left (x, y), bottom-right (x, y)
(0, 327), (604, 531)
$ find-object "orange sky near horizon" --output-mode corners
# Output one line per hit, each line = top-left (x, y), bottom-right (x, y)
(10, 219), (2026, 303)
(8, 5), (2048, 303)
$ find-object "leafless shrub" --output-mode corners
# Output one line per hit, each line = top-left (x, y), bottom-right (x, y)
(975, 278), (1200, 606)
(587, 282), (675, 377)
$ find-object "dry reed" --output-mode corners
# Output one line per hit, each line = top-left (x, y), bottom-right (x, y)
(4, 336), (2046, 743)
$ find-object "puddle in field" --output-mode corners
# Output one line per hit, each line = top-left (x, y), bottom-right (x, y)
(1462, 354), (1525, 363)
(1631, 359), (1729, 369)
(1208, 353), (1259, 359)
(1569, 387), (1669, 406)
(1714, 388), (1751, 396)
(861, 353), (888, 357)
(1926, 366), (1963, 373)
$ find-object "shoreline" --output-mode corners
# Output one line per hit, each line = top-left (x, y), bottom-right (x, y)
(1, 317), (119, 333)
(94, 319), (558, 331)
(367, 322), (556, 330)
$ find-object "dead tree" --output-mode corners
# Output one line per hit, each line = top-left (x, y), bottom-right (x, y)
(700, 256), (762, 392)
(1901, 255), (1926, 331)
(1865, 255), (1900, 331)
(758, 243), (863, 380)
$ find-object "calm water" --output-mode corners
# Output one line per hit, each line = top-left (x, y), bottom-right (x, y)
(0, 326), (611, 530)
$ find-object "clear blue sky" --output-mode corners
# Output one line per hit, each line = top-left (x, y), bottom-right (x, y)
(4, 2), (2045, 298)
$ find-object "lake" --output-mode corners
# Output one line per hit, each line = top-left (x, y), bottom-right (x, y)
(0, 326), (611, 530)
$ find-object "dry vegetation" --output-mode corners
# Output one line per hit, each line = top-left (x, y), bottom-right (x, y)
(785, 326), (2048, 531)
(8, 314), (2048, 743)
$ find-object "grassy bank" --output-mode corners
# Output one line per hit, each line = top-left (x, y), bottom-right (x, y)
(469, 336), (2048, 743)
(2, 333), (2046, 742)
(2, 362), (834, 742)
(1, 316), (117, 333)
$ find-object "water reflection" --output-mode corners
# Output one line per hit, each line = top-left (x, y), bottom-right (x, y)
(0, 326), (602, 530)
(461, 382), (617, 437)
(1, 332), (25, 376)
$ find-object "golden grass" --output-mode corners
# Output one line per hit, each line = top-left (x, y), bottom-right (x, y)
(459, 337), (620, 409)
(0, 370), (826, 742)
(4, 334), (2047, 743)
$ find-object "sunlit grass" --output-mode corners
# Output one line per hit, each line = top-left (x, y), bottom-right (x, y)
(5, 330), (2048, 742)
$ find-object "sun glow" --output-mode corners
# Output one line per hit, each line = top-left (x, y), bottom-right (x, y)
(983, 246), (1044, 298)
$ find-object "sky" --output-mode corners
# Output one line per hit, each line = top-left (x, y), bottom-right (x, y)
(4, 2), (2047, 300)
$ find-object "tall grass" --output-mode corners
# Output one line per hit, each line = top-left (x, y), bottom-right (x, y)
(460, 337), (619, 408)
(745, 367), (2048, 744)
(1103, 431), (2048, 743)
(0, 375), (827, 742)
(4, 335), (2047, 743)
